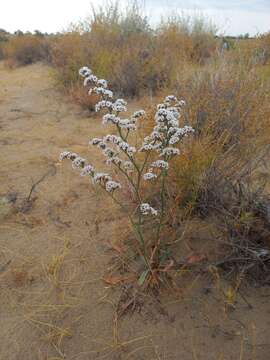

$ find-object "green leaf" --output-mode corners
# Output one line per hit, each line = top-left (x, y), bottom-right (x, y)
(138, 269), (149, 286)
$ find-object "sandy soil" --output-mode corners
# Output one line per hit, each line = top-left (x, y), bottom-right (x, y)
(0, 62), (270, 360)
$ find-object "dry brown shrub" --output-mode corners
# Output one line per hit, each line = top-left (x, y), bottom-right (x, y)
(68, 83), (99, 111)
(49, 3), (218, 101)
(3, 34), (49, 66)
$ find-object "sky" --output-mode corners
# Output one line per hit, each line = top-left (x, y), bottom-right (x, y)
(0, 0), (269, 36)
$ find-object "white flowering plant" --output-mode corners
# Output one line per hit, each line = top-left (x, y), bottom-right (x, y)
(60, 66), (194, 286)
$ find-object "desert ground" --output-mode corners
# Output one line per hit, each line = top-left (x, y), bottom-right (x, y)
(0, 62), (270, 360)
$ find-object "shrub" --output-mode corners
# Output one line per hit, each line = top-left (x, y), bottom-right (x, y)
(50, 33), (90, 88)
(0, 29), (9, 60)
(257, 32), (270, 65)
(0, 44), (4, 60)
(3, 34), (49, 66)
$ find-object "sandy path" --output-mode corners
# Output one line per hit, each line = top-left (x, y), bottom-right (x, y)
(0, 62), (270, 360)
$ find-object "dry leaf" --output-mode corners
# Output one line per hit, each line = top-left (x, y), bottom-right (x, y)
(185, 252), (207, 265)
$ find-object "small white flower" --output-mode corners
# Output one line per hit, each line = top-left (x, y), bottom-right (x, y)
(165, 95), (177, 103)
(118, 119), (136, 130)
(143, 172), (157, 181)
(156, 108), (168, 117)
(93, 173), (112, 184)
(93, 87), (110, 96)
(157, 103), (166, 110)
(84, 75), (98, 86)
(67, 152), (78, 160)
(160, 147), (180, 157)
(183, 125), (195, 134)
(59, 151), (71, 161)
(97, 79), (108, 88)
(106, 156), (122, 166)
(151, 160), (169, 170)
(140, 203), (158, 216)
(154, 124), (166, 133)
(104, 89), (113, 98)
(126, 146), (136, 157)
(177, 100), (186, 107)
(113, 99), (127, 113)
(72, 156), (86, 169)
(79, 66), (92, 77)
(167, 118), (179, 127)
(91, 138), (103, 146)
(150, 131), (162, 141)
(139, 143), (154, 152)
(113, 104), (127, 113)
(103, 134), (121, 145)
(115, 99), (127, 106)
(132, 110), (145, 119)
(168, 127), (178, 136)
(103, 148), (115, 158)
(102, 114), (120, 125)
(118, 141), (136, 156)
(80, 165), (95, 176)
(169, 136), (180, 145)
(95, 101), (113, 112)
(97, 142), (106, 150)
(153, 142), (163, 150)
(105, 180), (121, 193)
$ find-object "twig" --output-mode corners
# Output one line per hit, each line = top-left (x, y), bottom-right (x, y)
(27, 166), (56, 202)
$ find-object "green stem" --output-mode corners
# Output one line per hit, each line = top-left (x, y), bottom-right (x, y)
(103, 186), (149, 267)
(156, 169), (167, 243)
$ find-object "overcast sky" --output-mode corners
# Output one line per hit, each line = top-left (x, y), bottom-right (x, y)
(0, 0), (269, 36)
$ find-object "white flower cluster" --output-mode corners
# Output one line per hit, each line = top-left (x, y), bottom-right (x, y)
(118, 119), (136, 131)
(141, 95), (194, 154)
(59, 151), (73, 161)
(112, 99), (127, 113)
(151, 160), (169, 170)
(102, 114), (120, 125)
(132, 110), (145, 119)
(80, 164), (95, 176)
(139, 144), (154, 152)
(106, 156), (123, 166)
(84, 75), (98, 87)
(97, 79), (108, 88)
(72, 156), (86, 169)
(79, 67), (145, 135)
(140, 203), (158, 216)
(105, 180), (121, 192)
(59, 151), (86, 169)
(91, 134), (136, 159)
(137, 95), (194, 181)
(93, 172), (112, 184)
(79, 67), (92, 77)
(59, 151), (121, 194)
(160, 147), (180, 157)
(95, 100), (113, 112)
(90, 87), (113, 99)
(80, 67), (113, 100)
(143, 172), (157, 181)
